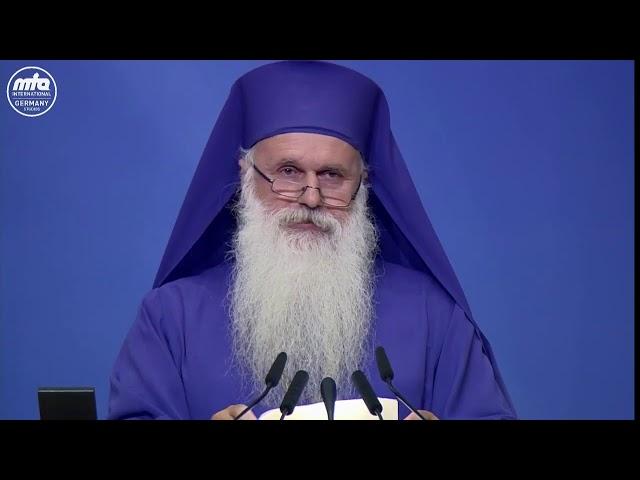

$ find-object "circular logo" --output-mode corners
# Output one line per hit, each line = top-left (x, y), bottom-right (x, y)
(6, 66), (57, 117)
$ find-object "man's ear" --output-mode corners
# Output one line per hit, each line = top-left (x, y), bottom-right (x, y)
(238, 156), (248, 175)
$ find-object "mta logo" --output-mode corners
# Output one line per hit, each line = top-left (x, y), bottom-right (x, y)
(12, 72), (50, 92)
(6, 66), (57, 116)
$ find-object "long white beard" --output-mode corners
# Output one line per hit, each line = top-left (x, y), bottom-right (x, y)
(227, 170), (378, 408)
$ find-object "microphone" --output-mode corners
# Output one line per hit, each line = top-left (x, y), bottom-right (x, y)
(279, 370), (309, 420)
(351, 370), (383, 420)
(320, 377), (337, 420)
(375, 346), (428, 421)
(234, 352), (287, 420)
(265, 352), (288, 388)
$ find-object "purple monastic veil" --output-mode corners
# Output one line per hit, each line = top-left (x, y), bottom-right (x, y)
(152, 61), (515, 413)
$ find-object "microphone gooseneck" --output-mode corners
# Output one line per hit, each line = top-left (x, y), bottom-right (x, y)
(234, 352), (288, 420)
(375, 346), (428, 421)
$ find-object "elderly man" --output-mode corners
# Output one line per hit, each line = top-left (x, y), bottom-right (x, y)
(108, 61), (517, 420)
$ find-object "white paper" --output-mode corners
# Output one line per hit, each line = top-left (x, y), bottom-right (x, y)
(259, 397), (398, 420)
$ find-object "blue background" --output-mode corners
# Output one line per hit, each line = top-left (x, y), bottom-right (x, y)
(0, 60), (634, 419)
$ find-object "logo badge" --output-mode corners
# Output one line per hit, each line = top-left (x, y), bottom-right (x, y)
(7, 66), (57, 117)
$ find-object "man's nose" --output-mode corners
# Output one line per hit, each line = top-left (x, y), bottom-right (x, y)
(297, 173), (322, 208)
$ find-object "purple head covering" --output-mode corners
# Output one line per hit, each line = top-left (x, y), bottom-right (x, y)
(153, 61), (474, 319)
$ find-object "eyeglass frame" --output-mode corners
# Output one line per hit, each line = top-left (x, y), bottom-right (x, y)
(251, 162), (363, 208)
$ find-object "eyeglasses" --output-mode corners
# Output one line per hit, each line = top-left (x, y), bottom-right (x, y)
(251, 163), (362, 208)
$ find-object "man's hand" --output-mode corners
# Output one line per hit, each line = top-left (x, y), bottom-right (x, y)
(403, 410), (439, 420)
(211, 404), (258, 420)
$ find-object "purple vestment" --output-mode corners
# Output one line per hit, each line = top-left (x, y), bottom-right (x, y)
(109, 61), (517, 419)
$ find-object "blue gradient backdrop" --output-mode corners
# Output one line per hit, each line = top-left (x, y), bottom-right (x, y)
(0, 60), (633, 419)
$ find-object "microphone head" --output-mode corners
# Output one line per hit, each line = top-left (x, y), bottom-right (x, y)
(375, 346), (394, 383)
(351, 370), (383, 416)
(264, 352), (287, 388)
(320, 377), (337, 419)
(279, 370), (309, 416)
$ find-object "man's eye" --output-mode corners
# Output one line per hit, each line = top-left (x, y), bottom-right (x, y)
(280, 167), (298, 175)
(321, 171), (342, 178)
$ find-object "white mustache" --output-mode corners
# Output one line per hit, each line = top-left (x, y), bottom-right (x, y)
(275, 207), (340, 233)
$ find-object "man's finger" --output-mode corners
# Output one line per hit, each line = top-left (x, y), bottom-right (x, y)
(229, 404), (257, 420)
(403, 410), (439, 420)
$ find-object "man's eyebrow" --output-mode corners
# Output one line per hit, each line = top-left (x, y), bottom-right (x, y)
(320, 164), (349, 173)
(272, 158), (350, 173)
(273, 157), (302, 168)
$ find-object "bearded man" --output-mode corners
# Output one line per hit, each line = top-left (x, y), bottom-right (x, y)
(108, 61), (517, 420)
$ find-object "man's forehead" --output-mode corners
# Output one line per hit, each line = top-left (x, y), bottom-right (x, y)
(255, 132), (360, 166)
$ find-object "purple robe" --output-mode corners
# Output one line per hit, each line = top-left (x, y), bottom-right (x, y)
(109, 258), (515, 419)
(108, 61), (517, 419)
